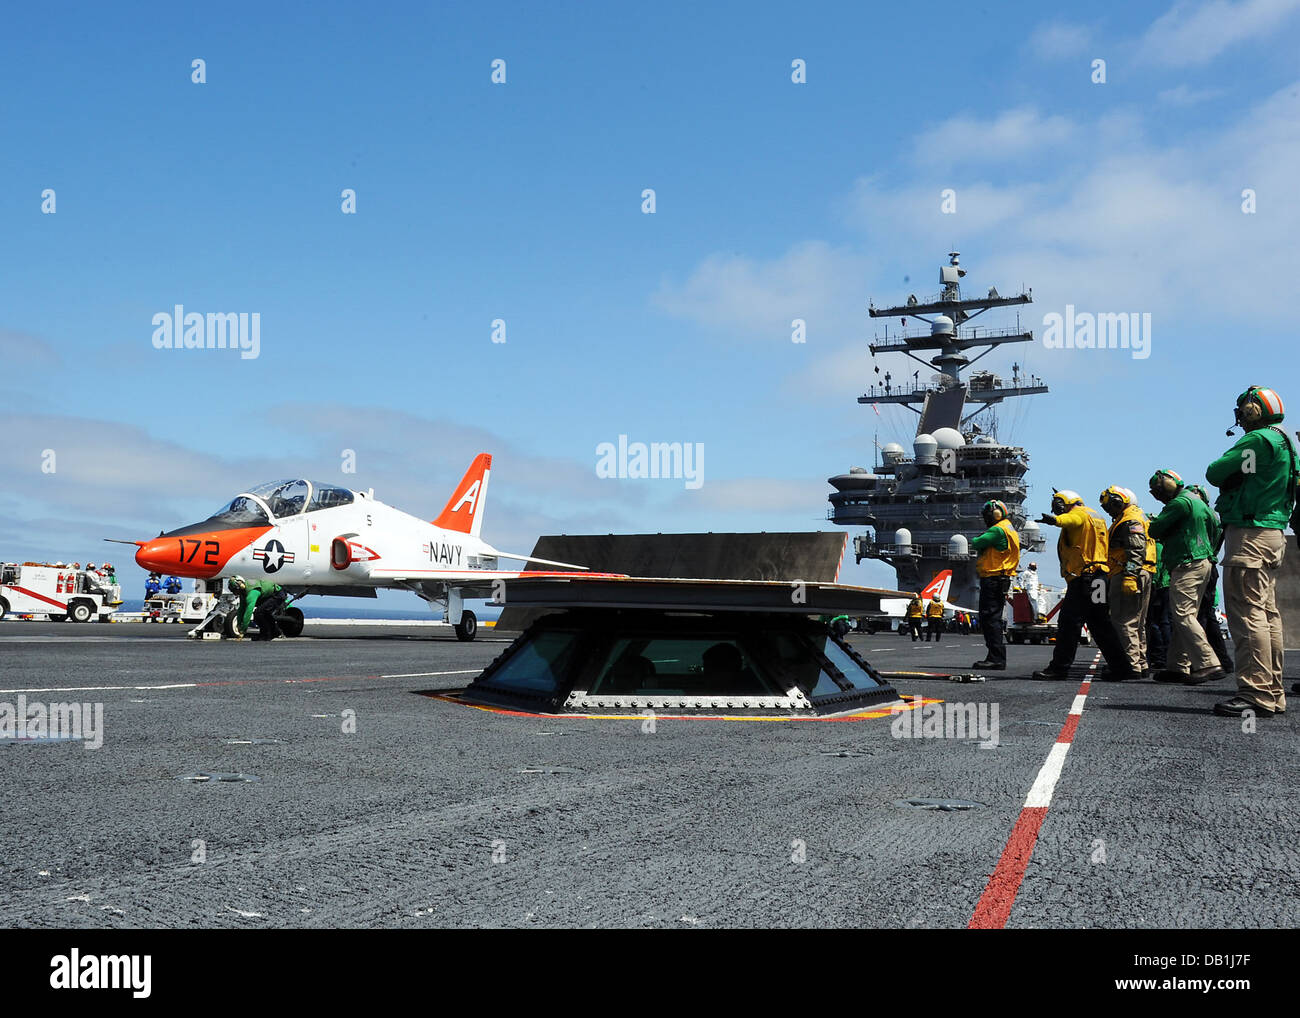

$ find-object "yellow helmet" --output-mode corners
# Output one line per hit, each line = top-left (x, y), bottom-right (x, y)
(1099, 485), (1132, 517)
(1050, 489), (1083, 514)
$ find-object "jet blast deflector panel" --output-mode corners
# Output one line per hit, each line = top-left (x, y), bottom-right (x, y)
(496, 531), (850, 631)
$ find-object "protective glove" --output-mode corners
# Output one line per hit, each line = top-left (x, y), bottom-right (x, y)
(1038, 513), (1057, 526)
(1122, 576), (1139, 596)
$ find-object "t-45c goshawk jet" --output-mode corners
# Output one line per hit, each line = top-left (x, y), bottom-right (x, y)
(126, 454), (597, 640)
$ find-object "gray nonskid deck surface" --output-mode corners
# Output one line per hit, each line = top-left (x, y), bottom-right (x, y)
(0, 624), (1295, 928)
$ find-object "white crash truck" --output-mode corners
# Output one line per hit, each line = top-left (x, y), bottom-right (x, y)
(0, 563), (122, 622)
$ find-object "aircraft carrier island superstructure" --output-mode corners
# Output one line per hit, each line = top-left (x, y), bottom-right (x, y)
(828, 253), (1048, 609)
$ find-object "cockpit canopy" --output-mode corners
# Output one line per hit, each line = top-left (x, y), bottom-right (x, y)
(209, 480), (356, 523)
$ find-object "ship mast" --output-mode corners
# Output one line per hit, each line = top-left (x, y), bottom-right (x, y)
(861, 252), (1046, 433)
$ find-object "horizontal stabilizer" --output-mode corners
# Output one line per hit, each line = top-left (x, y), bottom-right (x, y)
(490, 550), (589, 571)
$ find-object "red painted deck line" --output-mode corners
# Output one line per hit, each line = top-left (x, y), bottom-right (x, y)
(968, 652), (1100, 929)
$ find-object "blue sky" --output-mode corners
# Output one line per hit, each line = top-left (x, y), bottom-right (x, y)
(3, 0), (1299, 604)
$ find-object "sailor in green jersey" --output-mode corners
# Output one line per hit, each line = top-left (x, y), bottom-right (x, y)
(228, 575), (285, 641)
(1186, 483), (1233, 673)
(1147, 470), (1223, 684)
(1205, 386), (1298, 717)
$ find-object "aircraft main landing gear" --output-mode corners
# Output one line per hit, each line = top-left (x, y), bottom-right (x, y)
(455, 610), (477, 642)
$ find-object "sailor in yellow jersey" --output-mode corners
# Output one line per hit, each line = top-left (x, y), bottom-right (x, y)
(925, 594), (945, 642)
(905, 593), (924, 642)
(1033, 489), (1134, 681)
(1100, 485), (1156, 679)
(970, 499), (1019, 670)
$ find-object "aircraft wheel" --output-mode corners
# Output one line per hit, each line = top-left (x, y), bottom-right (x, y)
(70, 601), (94, 623)
(454, 610), (477, 642)
(280, 607), (305, 638)
(223, 611), (247, 639)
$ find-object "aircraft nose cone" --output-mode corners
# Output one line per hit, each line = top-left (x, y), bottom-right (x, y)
(135, 539), (172, 574)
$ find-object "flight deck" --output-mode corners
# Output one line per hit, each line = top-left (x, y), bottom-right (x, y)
(1, 621), (1295, 929)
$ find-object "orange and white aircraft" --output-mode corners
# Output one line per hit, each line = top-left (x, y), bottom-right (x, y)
(124, 454), (597, 640)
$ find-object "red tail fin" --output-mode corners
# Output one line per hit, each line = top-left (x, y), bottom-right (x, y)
(433, 454), (491, 538)
(920, 570), (952, 601)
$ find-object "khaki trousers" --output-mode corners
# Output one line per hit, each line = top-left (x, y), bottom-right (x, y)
(1221, 527), (1286, 713)
(1168, 558), (1217, 673)
(1108, 572), (1151, 674)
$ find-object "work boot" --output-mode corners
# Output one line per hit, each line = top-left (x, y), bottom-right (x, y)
(1032, 666), (1070, 680)
(1099, 667), (1139, 682)
(972, 660), (1006, 670)
(1185, 665), (1226, 685)
(1213, 697), (1274, 718)
(1153, 669), (1191, 683)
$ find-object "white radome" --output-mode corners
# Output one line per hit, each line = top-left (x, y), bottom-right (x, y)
(931, 427), (965, 450)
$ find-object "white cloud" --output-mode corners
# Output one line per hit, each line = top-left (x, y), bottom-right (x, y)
(652, 241), (871, 340)
(1156, 83), (1225, 104)
(911, 109), (1077, 168)
(0, 328), (61, 371)
(1026, 21), (1094, 59)
(850, 177), (1038, 242)
(681, 477), (828, 514)
(1140, 0), (1300, 66)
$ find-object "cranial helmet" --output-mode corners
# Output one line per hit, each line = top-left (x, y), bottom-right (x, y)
(229, 575), (247, 593)
(1050, 489), (1083, 515)
(1099, 485), (1132, 517)
(982, 499), (1008, 525)
(1148, 469), (1184, 501)
(1235, 386), (1285, 429)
